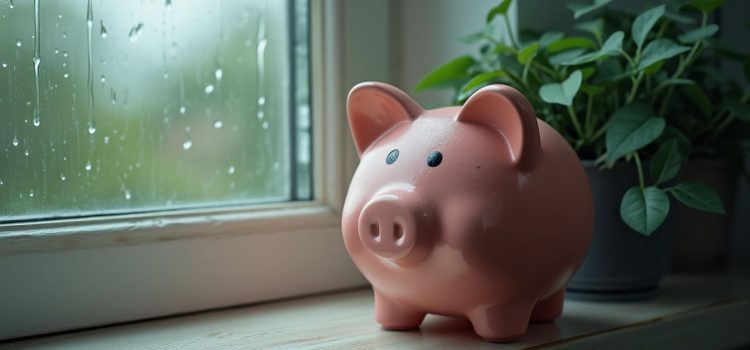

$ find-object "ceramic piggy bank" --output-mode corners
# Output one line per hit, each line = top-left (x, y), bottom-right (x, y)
(341, 82), (593, 342)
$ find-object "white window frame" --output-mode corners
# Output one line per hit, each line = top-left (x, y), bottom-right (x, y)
(0, 0), (382, 340)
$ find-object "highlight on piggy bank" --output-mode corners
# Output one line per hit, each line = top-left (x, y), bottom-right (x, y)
(341, 82), (593, 343)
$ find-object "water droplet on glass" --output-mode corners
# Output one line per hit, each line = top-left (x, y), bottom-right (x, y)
(9, 0), (14, 9)
(63, 51), (68, 57)
(57, 13), (62, 19)
(16, 39), (21, 47)
(88, 124), (96, 134)
(24, 149), (30, 156)
(204, 84), (215, 94)
(213, 120), (223, 128)
(0, 180), (3, 185)
(100, 75), (106, 83)
(128, 22), (144, 43)
(54, 48), (59, 54)
(104, 136), (109, 144)
(124, 190), (132, 200)
(12, 136), (18, 146)
(63, 73), (69, 78)
(262, 121), (269, 129)
(1, 63), (6, 68)
(29, 190), (34, 198)
(182, 140), (192, 150)
(100, 20), (108, 38)
(215, 68), (223, 81)
(179, 106), (186, 114)
(258, 96), (265, 106)
(33, 118), (40, 126)
(257, 110), (264, 120)
(165, 0), (172, 6)
(26, 101), (31, 106)
(84, 161), (92, 171)
(60, 173), (66, 181)
(227, 165), (236, 174)
(62, 32), (67, 39)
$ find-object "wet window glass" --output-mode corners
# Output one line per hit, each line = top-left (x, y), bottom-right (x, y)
(0, 0), (311, 222)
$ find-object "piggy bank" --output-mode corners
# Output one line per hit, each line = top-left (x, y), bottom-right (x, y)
(341, 82), (593, 342)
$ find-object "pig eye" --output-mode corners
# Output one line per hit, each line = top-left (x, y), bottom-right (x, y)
(426, 151), (443, 167)
(386, 149), (399, 165)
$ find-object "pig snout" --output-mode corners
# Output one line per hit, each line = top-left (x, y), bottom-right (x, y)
(358, 194), (422, 260)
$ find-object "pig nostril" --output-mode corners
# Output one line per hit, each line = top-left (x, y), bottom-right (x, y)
(370, 223), (380, 240)
(393, 223), (404, 242)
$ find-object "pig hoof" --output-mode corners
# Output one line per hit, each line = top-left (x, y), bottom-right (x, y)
(530, 288), (564, 322)
(468, 301), (533, 343)
(374, 291), (425, 330)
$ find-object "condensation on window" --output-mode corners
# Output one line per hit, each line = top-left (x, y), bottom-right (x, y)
(0, 0), (311, 221)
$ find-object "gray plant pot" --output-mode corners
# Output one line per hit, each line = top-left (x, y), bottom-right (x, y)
(567, 161), (675, 301)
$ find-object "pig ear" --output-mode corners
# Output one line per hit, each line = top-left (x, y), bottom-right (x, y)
(456, 85), (541, 171)
(347, 82), (423, 156)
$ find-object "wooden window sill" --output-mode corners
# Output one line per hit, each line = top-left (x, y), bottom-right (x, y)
(4, 271), (749, 349)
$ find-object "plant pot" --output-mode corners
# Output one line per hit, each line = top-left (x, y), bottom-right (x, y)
(567, 161), (675, 301)
(671, 159), (736, 271)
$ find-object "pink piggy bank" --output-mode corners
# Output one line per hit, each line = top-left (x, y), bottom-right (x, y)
(341, 82), (593, 342)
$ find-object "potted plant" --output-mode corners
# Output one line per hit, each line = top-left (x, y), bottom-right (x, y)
(415, 0), (749, 300)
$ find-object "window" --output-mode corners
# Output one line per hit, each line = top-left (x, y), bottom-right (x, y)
(1, 0), (311, 221)
(0, 0), (365, 340)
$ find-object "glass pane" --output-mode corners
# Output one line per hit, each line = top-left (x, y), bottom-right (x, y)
(0, 0), (311, 222)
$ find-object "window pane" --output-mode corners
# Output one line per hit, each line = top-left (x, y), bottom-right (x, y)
(0, 0), (311, 221)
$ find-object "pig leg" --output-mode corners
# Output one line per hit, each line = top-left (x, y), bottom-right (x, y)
(467, 300), (534, 342)
(374, 290), (425, 330)
(530, 288), (564, 322)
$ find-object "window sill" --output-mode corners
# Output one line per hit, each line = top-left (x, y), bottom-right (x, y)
(4, 271), (749, 349)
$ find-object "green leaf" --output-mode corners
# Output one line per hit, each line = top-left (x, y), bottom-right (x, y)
(415, 56), (476, 92)
(637, 39), (690, 71)
(664, 11), (696, 25)
(567, 0), (613, 19)
(546, 37), (596, 54)
(576, 18), (605, 43)
(548, 48), (586, 65)
(678, 24), (720, 44)
(682, 0), (726, 13)
(600, 31), (625, 55)
(671, 181), (725, 214)
(539, 32), (565, 48)
(606, 103), (665, 165)
(643, 60), (665, 75)
(631, 5), (666, 48)
(486, 0), (513, 23)
(539, 70), (582, 106)
(458, 71), (506, 100)
(650, 140), (682, 184)
(681, 84), (712, 117)
(620, 186), (671, 236)
(459, 24), (494, 44)
(654, 78), (695, 93)
(517, 42), (540, 64)
(727, 98), (750, 122)
(561, 31), (624, 65)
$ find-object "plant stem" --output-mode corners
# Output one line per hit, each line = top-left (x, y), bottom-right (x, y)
(591, 123), (607, 141)
(706, 90), (750, 141)
(532, 61), (559, 79)
(626, 72), (644, 104)
(634, 152), (645, 190)
(567, 105), (585, 142)
(658, 13), (708, 116)
(502, 14), (518, 48)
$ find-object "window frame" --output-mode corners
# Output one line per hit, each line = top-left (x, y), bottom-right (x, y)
(0, 0), (370, 340)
